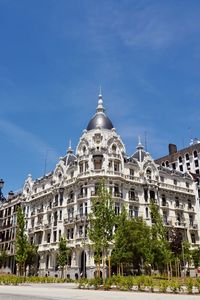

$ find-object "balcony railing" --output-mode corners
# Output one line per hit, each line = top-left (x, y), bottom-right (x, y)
(67, 198), (74, 204)
(161, 202), (169, 208)
(174, 203), (184, 210)
(129, 196), (139, 202)
(44, 223), (51, 229)
(113, 192), (123, 198)
(189, 223), (198, 230)
(175, 221), (186, 227)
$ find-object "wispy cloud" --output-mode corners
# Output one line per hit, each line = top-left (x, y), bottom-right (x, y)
(0, 119), (59, 162)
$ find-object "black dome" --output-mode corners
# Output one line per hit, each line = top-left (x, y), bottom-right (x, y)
(86, 94), (114, 131)
(87, 112), (114, 131)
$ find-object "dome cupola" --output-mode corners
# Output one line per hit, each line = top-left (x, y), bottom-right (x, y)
(86, 93), (114, 131)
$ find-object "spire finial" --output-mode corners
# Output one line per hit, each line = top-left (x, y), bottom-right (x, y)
(136, 135), (144, 150)
(99, 85), (102, 97)
(67, 139), (73, 153)
(97, 88), (104, 113)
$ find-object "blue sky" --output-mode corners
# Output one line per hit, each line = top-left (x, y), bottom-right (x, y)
(1, 0), (200, 194)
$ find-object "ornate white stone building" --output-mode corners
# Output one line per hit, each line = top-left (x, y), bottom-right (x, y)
(0, 94), (200, 277)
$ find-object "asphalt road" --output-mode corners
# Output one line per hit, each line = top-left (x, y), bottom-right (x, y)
(0, 283), (199, 300)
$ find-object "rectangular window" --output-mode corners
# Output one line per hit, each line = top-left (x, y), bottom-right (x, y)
(134, 207), (139, 217)
(85, 202), (88, 215)
(144, 189), (148, 202)
(195, 160), (199, 168)
(160, 176), (164, 182)
(115, 203), (120, 215)
(47, 233), (51, 243)
(60, 193), (63, 206)
(191, 233), (196, 244)
(59, 210), (62, 221)
(71, 228), (74, 239)
(53, 231), (57, 242)
(79, 226), (83, 237)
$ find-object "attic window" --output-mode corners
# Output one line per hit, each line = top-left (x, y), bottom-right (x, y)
(112, 144), (116, 153)
(82, 146), (86, 154)
(194, 150), (198, 158)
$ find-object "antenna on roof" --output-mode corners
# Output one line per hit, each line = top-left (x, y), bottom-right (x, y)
(144, 131), (148, 152)
(188, 126), (193, 144)
(44, 149), (49, 176)
(99, 85), (102, 96)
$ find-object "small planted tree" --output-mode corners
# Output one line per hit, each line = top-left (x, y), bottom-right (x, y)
(89, 179), (115, 280)
(25, 243), (38, 276)
(58, 237), (71, 278)
(15, 207), (28, 276)
(0, 250), (7, 269)
(150, 201), (172, 276)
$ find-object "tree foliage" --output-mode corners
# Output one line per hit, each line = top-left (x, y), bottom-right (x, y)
(58, 237), (71, 278)
(89, 179), (115, 277)
(150, 201), (172, 272)
(15, 207), (28, 276)
(0, 250), (7, 269)
(112, 206), (153, 275)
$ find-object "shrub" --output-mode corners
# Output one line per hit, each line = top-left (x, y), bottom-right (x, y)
(185, 278), (193, 294)
(170, 279), (182, 294)
(159, 280), (169, 293)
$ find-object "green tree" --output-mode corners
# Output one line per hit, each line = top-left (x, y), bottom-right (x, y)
(0, 250), (7, 269)
(150, 201), (172, 275)
(25, 243), (38, 276)
(112, 206), (153, 275)
(58, 237), (71, 278)
(15, 207), (28, 276)
(191, 246), (200, 268)
(89, 179), (115, 279)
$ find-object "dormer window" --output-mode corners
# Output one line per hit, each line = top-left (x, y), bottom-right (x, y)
(185, 153), (189, 161)
(146, 169), (152, 180)
(194, 150), (198, 158)
(112, 144), (117, 153)
(82, 146), (86, 154)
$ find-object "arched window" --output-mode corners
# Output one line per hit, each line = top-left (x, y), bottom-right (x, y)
(162, 162), (165, 167)
(112, 144), (117, 153)
(82, 146), (86, 154)
(146, 169), (152, 180)
(166, 161), (169, 167)
(185, 153), (189, 161)
(178, 156), (182, 163)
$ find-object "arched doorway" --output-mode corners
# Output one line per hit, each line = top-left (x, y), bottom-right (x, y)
(80, 251), (87, 277)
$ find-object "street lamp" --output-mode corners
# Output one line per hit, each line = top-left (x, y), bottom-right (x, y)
(0, 178), (6, 203)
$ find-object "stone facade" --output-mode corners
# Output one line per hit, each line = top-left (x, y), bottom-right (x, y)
(0, 94), (200, 277)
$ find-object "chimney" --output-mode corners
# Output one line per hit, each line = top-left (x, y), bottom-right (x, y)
(168, 144), (177, 155)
